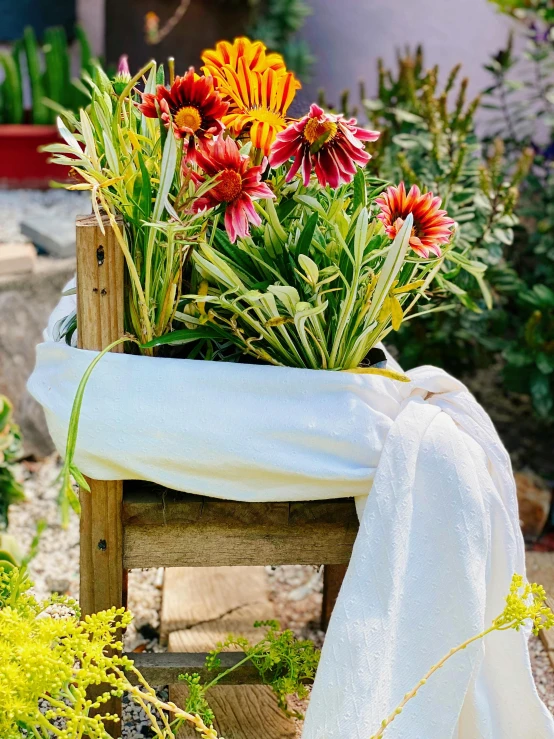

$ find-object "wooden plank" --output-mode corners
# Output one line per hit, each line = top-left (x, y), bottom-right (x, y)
(126, 651), (261, 686)
(123, 488), (358, 569)
(125, 521), (357, 568)
(77, 213), (125, 737)
(168, 602), (276, 653)
(123, 483), (290, 527)
(161, 566), (271, 643)
(321, 564), (348, 630)
(172, 684), (296, 739)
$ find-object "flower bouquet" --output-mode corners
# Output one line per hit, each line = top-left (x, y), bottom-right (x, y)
(45, 38), (455, 376)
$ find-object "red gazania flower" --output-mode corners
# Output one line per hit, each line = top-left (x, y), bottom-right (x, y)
(375, 183), (455, 258)
(192, 136), (274, 243)
(138, 68), (228, 158)
(269, 103), (380, 188)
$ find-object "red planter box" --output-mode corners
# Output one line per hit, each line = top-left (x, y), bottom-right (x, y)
(0, 124), (72, 189)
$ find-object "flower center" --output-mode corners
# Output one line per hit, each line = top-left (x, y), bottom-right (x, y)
(174, 105), (202, 132)
(394, 215), (418, 238)
(215, 169), (243, 202)
(247, 107), (287, 128)
(303, 118), (338, 146)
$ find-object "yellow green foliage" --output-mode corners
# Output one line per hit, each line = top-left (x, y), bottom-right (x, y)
(0, 566), (218, 739)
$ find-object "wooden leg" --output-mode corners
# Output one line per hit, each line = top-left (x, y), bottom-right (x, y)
(321, 564), (347, 631)
(80, 479), (124, 737)
(76, 213), (125, 735)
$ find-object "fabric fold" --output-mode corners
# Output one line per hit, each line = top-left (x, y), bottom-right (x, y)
(303, 380), (553, 738)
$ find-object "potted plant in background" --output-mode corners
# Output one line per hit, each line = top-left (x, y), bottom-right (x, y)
(0, 24), (96, 188)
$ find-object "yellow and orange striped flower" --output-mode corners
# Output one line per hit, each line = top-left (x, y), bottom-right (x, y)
(216, 62), (300, 156)
(201, 37), (286, 79)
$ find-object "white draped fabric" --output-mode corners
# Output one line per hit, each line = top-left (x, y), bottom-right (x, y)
(28, 288), (554, 738)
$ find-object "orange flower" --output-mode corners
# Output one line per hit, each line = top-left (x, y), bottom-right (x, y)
(201, 37), (286, 80)
(375, 183), (455, 258)
(215, 61), (300, 155)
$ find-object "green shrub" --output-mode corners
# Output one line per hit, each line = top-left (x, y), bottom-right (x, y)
(481, 7), (554, 418)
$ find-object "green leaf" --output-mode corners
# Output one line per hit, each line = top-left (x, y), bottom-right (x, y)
(492, 226), (514, 246)
(295, 212), (318, 257)
(392, 133), (425, 150)
(389, 107), (424, 124)
(137, 151), (153, 218)
(140, 326), (225, 348)
(530, 370), (553, 418)
(0, 52), (23, 123)
(23, 26), (49, 124)
(537, 352), (554, 375)
(153, 128), (177, 221)
(70, 465), (90, 492)
(352, 168), (367, 211)
(504, 346), (533, 367)
(156, 63), (165, 87)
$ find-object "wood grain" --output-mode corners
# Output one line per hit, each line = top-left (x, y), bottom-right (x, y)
(322, 564), (348, 630)
(76, 214), (125, 736)
(161, 566), (271, 643)
(126, 651), (261, 686)
(123, 485), (358, 569)
(172, 684), (297, 739)
(168, 602), (276, 653)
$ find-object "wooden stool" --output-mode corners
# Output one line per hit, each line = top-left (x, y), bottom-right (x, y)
(76, 215), (358, 735)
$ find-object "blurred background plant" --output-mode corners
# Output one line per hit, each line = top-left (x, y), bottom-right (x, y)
(0, 24), (96, 124)
(0, 396), (24, 530)
(247, 0), (313, 79)
(481, 0), (554, 419)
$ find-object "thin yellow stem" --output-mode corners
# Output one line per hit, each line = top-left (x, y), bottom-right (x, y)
(371, 625), (497, 739)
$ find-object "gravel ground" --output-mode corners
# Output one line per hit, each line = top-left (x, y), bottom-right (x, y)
(7, 454), (554, 737)
(0, 189), (89, 244)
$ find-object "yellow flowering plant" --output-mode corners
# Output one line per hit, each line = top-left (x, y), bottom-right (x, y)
(371, 574), (554, 738)
(0, 563), (318, 739)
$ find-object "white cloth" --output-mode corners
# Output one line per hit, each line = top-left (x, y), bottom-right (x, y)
(28, 288), (554, 739)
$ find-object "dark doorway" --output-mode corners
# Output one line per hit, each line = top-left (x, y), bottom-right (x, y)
(106, 0), (253, 75)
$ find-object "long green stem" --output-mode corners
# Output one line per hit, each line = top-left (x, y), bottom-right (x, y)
(204, 645), (267, 691)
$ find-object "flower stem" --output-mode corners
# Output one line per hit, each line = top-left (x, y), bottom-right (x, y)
(370, 625), (497, 738)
